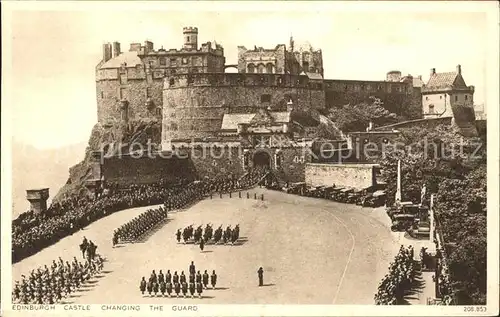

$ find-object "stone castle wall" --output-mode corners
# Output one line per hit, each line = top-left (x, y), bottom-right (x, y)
(162, 73), (325, 141)
(305, 163), (377, 189)
(103, 155), (193, 186)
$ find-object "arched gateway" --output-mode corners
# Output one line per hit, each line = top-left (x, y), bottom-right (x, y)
(253, 151), (271, 168)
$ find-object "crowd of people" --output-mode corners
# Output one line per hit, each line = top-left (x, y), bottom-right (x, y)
(12, 253), (105, 304)
(12, 178), (192, 263)
(139, 261), (218, 298)
(374, 245), (417, 305)
(13, 166), (268, 263)
(176, 224), (240, 246)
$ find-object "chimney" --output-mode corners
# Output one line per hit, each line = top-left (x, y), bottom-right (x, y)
(103, 43), (112, 62)
(26, 188), (50, 214)
(430, 68), (436, 76)
(112, 42), (121, 57)
(456, 64), (461, 74)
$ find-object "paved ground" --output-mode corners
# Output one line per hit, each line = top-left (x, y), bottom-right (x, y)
(13, 188), (401, 304)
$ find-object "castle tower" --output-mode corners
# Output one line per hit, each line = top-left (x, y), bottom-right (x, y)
(26, 188), (50, 214)
(183, 27), (198, 50)
(102, 43), (112, 62)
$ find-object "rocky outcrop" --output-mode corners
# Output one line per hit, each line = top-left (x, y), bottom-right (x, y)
(53, 118), (161, 202)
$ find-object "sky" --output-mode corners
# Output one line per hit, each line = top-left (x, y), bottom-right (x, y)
(5, 2), (493, 149)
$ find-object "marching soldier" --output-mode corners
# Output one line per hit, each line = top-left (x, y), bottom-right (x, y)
(150, 270), (157, 284)
(189, 272), (195, 284)
(176, 229), (182, 243)
(210, 270), (217, 289)
(139, 276), (147, 295)
(200, 238), (205, 252)
(172, 271), (179, 285)
(158, 270), (164, 284)
(165, 270), (172, 284)
(189, 261), (196, 276)
(166, 282), (173, 297)
(174, 282), (181, 297)
(181, 281), (188, 298)
(196, 271), (202, 285)
(180, 271), (187, 284)
(202, 270), (209, 289)
(189, 282), (195, 298)
(196, 282), (203, 298)
(160, 281), (166, 296)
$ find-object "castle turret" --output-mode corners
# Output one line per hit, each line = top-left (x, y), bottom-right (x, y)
(183, 27), (198, 50)
(26, 188), (49, 214)
(103, 43), (112, 62)
(386, 70), (402, 82)
(112, 42), (121, 57)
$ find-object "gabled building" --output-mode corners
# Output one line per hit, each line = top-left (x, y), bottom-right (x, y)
(421, 65), (475, 119)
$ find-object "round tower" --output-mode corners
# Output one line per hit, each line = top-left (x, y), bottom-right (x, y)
(386, 70), (402, 82)
(183, 27), (198, 50)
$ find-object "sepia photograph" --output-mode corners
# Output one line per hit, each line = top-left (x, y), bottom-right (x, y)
(1, 1), (498, 316)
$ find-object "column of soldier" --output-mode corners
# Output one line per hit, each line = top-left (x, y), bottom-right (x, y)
(374, 245), (417, 305)
(112, 182), (209, 244)
(12, 243), (104, 305)
(139, 261), (218, 298)
(113, 206), (169, 244)
(176, 224), (240, 247)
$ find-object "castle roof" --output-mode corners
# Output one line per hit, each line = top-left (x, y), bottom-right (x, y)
(221, 112), (292, 130)
(426, 71), (466, 89)
(100, 51), (142, 69)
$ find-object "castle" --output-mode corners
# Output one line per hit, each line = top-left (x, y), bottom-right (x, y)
(93, 27), (476, 184)
(96, 27), (425, 126)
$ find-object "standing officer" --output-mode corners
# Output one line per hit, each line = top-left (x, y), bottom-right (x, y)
(257, 267), (264, 286)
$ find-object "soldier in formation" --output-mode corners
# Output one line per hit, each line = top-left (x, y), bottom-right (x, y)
(139, 261), (219, 298)
(179, 224), (240, 245)
(12, 252), (105, 304)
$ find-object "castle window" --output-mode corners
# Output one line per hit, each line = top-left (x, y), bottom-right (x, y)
(455, 95), (458, 101)
(187, 36), (190, 42)
(100, 91), (104, 99)
(440, 95), (442, 100)
(146, 87), (152, 98)
(266, 63), (274, 74)
(247, 64), (255, 73)
(169, 78), (175, 86)
(465, 95), (468, 100)
(148, 61), (154, 68)
(257, 64), (265, 74)
(302, 61), (309, 72)
(429, 105), (435, 114)
(277, 77), (283, 85)
(119, 88), (127, 99)
(159, 58), (166, 66)
(170, 58), (177, 66)
(182, 57), (189, 65)
(261, 94), (271, 103)
(171, 69), (177, 74)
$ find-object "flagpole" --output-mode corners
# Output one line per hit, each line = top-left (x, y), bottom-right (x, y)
(395, 159), (402, 206)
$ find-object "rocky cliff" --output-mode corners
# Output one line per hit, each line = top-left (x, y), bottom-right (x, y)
(53, 118), (161, 202)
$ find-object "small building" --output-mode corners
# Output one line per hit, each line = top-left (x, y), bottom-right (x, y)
(421, 65), (475, 119)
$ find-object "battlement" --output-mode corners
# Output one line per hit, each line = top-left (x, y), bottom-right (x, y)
(26, 188), (50, 214)
(183, 27), (198, 33)
(163, 73), (324, 90)
(324, 79), (410, 94)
